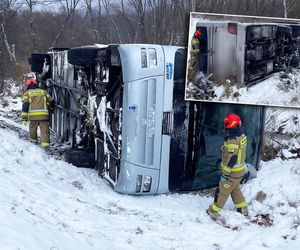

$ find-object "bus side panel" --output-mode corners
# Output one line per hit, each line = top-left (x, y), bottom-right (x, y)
(121, 76), (164, 170)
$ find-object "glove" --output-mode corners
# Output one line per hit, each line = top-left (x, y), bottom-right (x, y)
(22, 120), (27, 126)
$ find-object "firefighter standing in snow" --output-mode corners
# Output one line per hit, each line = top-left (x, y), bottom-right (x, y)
(21, 73), (55, 148)
(187, 29), (201, 82)
(207, 113), (249, 217)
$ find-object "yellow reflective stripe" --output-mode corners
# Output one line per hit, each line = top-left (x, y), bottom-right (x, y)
(23, 96), (29, 101)
(41, 142), (50, 147)
(29, 92), (44, 96)
(231, 165), (245, 172)
(224, 183), (231, 189)
(238, 136), (247, 163)
(190, 49), (199, 54)
(224, 143), (239, 150)
(221, 163), (245, 172)
(30, 139), (37, 143)
(238, 148), (242, 164)
(29, 108), (48, 112)
(191, 39), (199, 45)
(21, 112), (28, 116)
(235, 201), (247, 209)
(210, 203), (222, 212)
(29, 111), (49, 116)
(221, 163), (232, 173)
(28, 90), (44, 96)
(240, 137), (247, 148)
(44, 96), (47, 110)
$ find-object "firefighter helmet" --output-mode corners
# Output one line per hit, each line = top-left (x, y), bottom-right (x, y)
(25, 78), (37, 87)
(25, 72), (37, 87)
(224, 113), (241, 129)
(194, 30), (202, 37)
(27, 72), (36, 79)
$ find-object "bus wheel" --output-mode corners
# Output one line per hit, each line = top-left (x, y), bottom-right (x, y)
(67, 47), (99, 66)
(64, 148), (96, 168)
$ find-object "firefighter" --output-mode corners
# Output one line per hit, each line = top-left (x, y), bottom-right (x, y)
(21, 72), (55, 149)
(187, 29), (202, 82)
(207, 113), (249, 219)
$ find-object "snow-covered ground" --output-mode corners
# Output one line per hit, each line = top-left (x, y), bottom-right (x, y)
(212, 70), (300, 107)
(0, 118), (299, 250)
(1, 80), (299, 249)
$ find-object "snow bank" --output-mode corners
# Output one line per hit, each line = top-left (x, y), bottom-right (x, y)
(213, 69), (300, 108)
(265, 107), (300, 135)
(0, 125), (299, 249)
(0, 79), (22, 114)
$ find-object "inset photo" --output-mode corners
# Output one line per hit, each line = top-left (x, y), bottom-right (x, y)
(186, 12), (300, 108)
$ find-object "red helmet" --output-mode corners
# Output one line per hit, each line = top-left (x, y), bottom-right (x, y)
(224, 113), (241, 129)
(25, 78), (37, 87)
(194, 30), (202, 37)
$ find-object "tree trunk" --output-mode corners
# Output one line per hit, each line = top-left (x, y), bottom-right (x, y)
(0, 10), (4, 93)
(0, 33), (4, 94)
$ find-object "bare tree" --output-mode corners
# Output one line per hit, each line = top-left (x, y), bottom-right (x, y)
(101, 0), (123, 43)
(115, 0), (136, 42)
(84, 0), (98, 41)
(0, 3), (5, 92)
(282, 0), (297, 18)
(51, 0), (81, 48)
(0, 0), (19, 92)
(128, 0), (148, 43)
(22, 0), (51, 52)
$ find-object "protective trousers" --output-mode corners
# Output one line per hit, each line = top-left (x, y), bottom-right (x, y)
(187, 55), (199, 82)
(209, 177), (247, 213)
(29, 120), (50, 148)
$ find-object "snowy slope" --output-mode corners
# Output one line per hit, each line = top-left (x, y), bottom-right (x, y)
(0, 117), (299, 250)
(265, 107), (300, 135)
(0, 84), (299, 250)
(213, 70), (300, 108)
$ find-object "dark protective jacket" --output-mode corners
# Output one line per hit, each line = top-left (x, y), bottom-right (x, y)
(21, 84), (55, 121)
(220, 127), (247, 179)
(190, 36), (200, 56)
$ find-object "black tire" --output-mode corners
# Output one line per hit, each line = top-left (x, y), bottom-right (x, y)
(28, 53), (50, 74)
(64, 148), (95, 168)
(67, 47), (99, 66)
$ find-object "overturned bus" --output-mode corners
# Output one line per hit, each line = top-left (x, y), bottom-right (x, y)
(28, 44), (265, 194)
(189, 13), (300, 86)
